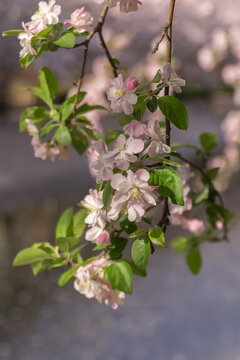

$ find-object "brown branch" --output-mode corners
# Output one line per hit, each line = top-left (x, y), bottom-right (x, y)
(152, 23), (170, 54)
(158, 0), (177, 233)
(98, 30), (118, 77)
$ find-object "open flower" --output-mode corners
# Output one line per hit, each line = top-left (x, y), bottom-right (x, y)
(110, 134), (144, 170)
(90, 141), (115, 184)
(146, 119), (171, 157)
(124, 120), (148, 139)
(85, 226), (111, 245)
(81, 189), (107, 228)
(64, 8), (93, 33)
(161, 63), (185, 93)
(107, 74), (138, 115)
(108, 169), (156, 222)
(74, 256), (125, 309)
(27, 0), (61, 34)
(18, 23), (37, 58)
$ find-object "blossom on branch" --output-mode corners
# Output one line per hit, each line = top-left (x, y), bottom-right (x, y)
(146, 119), (171, 157)
(27, 0), (61, 34)
(107, 74), (138, 115)
(161, 63), (185, 93)
(90, 141), (115, 184)
(81, 189), (107, 228)
(108, 169), (156, 222)
(18, 23), (37, 58)
(64, 8), (93, 33)
(74, 257), (125, 309)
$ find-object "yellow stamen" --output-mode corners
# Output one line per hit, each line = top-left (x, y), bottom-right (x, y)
(115, 90), (126, 98)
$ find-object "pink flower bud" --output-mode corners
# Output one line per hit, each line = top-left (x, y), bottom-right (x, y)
(126, 77), (139, 91)
(96, 231), (110, 245)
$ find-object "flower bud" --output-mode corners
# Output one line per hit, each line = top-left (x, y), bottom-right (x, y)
(126, 77), (139, 91)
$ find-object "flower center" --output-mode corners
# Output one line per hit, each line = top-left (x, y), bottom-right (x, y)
(169, 72), (178, 82)
(130, 186), (141, 198)
(115, 90), (126, 98)
(88, 206), (98, 213)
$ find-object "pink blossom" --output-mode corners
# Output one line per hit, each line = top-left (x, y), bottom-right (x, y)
(160, 63), (185, 93)
(81, 189), (107, 228)
(197, 46), (216, 72)
(108, 169), (156, 222)
(110, 134), (144, 170)
(85, 226), (110, 245)
(25, 119), (38, 136)
(124, 120), (148, 139)
(146, 119), (171, 157)
(27, 0), (61, 34)
(74, 256), (125, 309)
(107, 74), (138, 115)
(64, 8), (93, 33)
(18, 23), (37, 58)
(216, 221), (224, 230)
(119, 0), (142, 13)
(90, 141), (115, 184)
(185, 218), (205, 235)
(126, 77), (139, 91)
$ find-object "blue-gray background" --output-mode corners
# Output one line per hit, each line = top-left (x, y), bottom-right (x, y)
(0, 1), (240, 360)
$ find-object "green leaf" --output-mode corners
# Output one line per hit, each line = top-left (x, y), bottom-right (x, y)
(187, 246), (202, 275)
(171, 236), (191, 254)
(54, 126), (72, 146)
(105, 261), (133, 294)
(70, 244), (86, 260)
(38, 67), (58, 100)
(58, 265), (79, 287)
(142, 216), (153, 225)
(75, 103), (106, 116)
(200, 133), (217, 156)
(124, 259), (147, 277)
(2, 29), (23, 37)
(70, 127), (89, 154)
(193, 185), (209, 205)
(204, 168), (219, 182)
(118, 115), (135, 127)
(134, 95), (147, 121)
(103, 181), (114, 212)
(151, 70), (162, 83)
(60, 92), (86, 123)
(147, 96), (158, 113)
(54, 32), (76, 48)
(55, 208), (73, 239)
(158, 96), (188, 130)
(13, 248), (53, 266)
(131, 237), (150, 270)
(105, 130), (122, 146)
(56, 237), (69, 252)
(93, 243), (107, 251)
(148, 226), (167, 248)
(109, 237), (128, 260)
(129, 229), (148, 238)
(72, 209), (88, 238)
(28, 86), (53, 108)
(19, 106), (49, 132)
(149, 167), (184, 205)
(120, 219), (137, 235)
(31, 260), (52, 276)
(207, 204), (234, 226)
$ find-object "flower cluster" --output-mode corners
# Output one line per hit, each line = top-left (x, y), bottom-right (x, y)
(74, 257), (125, 309)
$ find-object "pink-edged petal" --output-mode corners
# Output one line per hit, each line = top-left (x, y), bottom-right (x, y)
(135, 169), (150, 181)
(111, 173), (126, 190)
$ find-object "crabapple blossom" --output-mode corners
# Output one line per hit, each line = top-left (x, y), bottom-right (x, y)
(81, 189), (107, 228)
(18, 23), (37, 58)
(108, 169), (156, 222)
(90, 141), (115, 184)
(64, 8), (93, 33)
(110, 134), (144, 170)
(161, 63), (185, 93)
(124, 120), (148, 139)
(74, 257), (125, 309)
(107, 74), (138, 115)
(25, 119), (38, 136)
(85, 226), (111, 245)
(27, 0), (61, 35)
(146, 119), (171, 157)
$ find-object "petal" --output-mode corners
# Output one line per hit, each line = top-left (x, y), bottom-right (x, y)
(111, 173), (126, 190)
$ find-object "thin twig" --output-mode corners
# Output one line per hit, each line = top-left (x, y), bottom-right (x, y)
(73, 5), (118, 112)
(152, 23), (170, 54)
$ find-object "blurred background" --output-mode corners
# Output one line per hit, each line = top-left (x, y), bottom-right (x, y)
(0, 0), (240, 359)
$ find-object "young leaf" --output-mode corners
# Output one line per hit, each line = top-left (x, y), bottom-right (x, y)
(131, 237), (150, 270)
(118, 115), (135, 127)
(55, 208), (73, 239)
(105, 261), (133, 294)
(124, 259), (147, 277)
(158, 96), (188, 130)
(58, 265), (79, 287)
(28, 86), (53, 108)
(199, 133), (217, 156)
(56, 237), (69, 252)
(187, 246), (202, 275)
(171, 236), (192, 254)
(151, 70), (162, 83)
(13, 248), (53, 266)
(72, 209), (88, 238)
(54, 32), (76, 48)
(147, 96), (158, 113)
(109, 237), (128, 260)
(129, 229), (148, 238)
(134, 95), (147, 121)
(59, 92), (86, 123)
(120, 219), (137, 235)
(2, 29), (23, 37)
(148, 226), (167, 248)
(38, 67), (58, 100)
(70, 127), (89, 154)
(147, 157), (182, 168)
(149, 167), (184, 206)
(103, 181), (114, 212)
(54, 126), (72, 146)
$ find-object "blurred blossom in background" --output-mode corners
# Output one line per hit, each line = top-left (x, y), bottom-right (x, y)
(0, 1), (240, 359)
